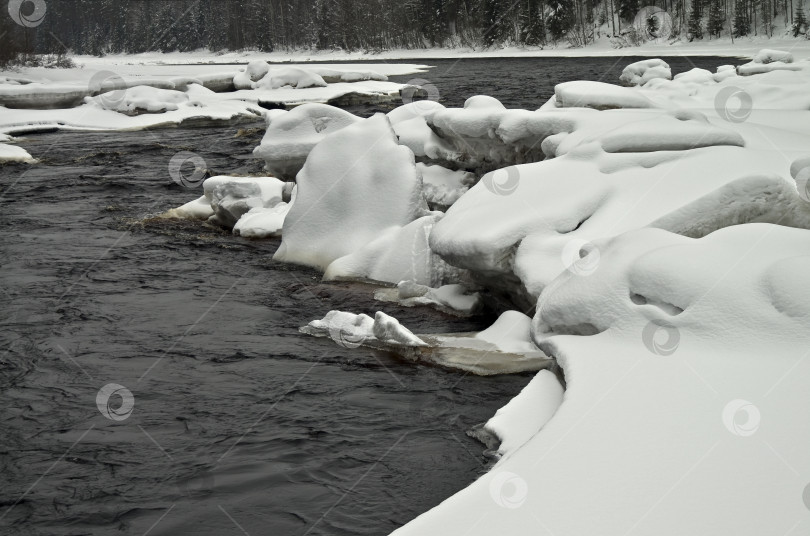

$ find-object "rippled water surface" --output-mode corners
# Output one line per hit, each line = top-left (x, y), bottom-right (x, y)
(0, 55), (737, 536)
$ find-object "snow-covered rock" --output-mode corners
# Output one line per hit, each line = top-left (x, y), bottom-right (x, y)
(253, 104), (361, 180)
(255, 67), (328, 90)
(84, 85), (189, 114)
(232, 202), (291, 238)
(554, 80), (655, 109)
(274, 113), (429, 276)
(204, 175), (286, 228)
(233, 60), (271, 90)
(619, 58), (672, 86)
(752, 48), (794, 64)
(303, 310), (427, 347)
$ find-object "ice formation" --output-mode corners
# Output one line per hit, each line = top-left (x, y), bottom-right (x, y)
(373, 280), (481, 315)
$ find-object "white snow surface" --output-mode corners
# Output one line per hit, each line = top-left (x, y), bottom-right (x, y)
(619, 58), (672, 86)
(253, 103), (361, 179)
(274, 113), (430, 278)
(482, 370), (564, 457)
(0, 141), (36, 163)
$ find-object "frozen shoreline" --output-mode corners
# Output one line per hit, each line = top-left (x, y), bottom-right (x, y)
(63, 36), (810, 67)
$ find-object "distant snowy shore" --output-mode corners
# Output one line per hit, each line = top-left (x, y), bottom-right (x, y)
(68, 35), (810, 66)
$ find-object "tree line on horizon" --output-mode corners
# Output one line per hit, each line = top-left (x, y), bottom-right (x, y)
(1, 0), (808, 63)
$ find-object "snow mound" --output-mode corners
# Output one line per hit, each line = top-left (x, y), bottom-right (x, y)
(396, 223), (810, 536)
(554, 81), (654, 109)
(309, 67), (388, 83)
(85, 85), (189, 114)
(233, 60), (271, 90)
(430, 142), (810, 308)
(255, 67), (327, 90)
(274, 113), (428, 275)
(253, 104), (361, 180)
(619, 58), (671, 86)
(752, 48), (794, 64)
(303, 310), (427, 347)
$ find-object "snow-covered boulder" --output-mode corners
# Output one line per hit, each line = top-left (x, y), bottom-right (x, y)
(253, 104), (361, 180)
(255, 67), (328, 90)
(274, 113), (429, 275)
(84, 85), (189, 115)
(752, 48), (794, 64)
(618, 58), (672, 86)
(204, 176), (286, 229)
(233, 60), (271, 90)
(303, 310), (427, 348)
(554, 81), (654, 109)
(430, 140), (810, 308)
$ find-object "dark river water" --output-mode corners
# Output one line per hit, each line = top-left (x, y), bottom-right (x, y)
(0, 56), (737, 536)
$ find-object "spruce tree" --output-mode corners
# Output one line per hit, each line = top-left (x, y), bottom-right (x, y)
(687, 1), (704, 39)
(707, 0), (725, 36)
(793, 2), (808, 35)
(733, 0), (751, 36)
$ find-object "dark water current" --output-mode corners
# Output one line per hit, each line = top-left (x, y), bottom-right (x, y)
(0, 55), (737, 536)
